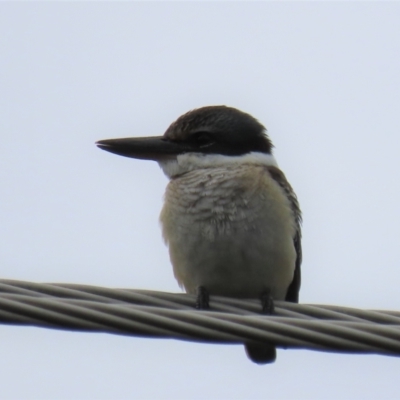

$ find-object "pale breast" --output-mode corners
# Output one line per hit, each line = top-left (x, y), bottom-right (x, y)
(160, 164), (297, 299)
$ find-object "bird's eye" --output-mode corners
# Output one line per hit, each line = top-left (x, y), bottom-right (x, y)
(193, 132), (214, 147)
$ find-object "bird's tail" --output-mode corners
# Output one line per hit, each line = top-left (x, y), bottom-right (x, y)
(244, 342), (276, 365)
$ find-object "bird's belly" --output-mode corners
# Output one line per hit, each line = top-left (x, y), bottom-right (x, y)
(166, 218), (295, 299)
(160, 166), (297, 300)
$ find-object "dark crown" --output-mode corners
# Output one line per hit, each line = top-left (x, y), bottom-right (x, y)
(164, 106), (273, 156)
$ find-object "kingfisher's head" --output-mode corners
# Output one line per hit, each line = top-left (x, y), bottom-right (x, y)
(96, 106), (276, 178)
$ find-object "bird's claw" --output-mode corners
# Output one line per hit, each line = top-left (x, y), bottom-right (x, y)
(195, 286), (210, 310)
(261, 289), (275, 315)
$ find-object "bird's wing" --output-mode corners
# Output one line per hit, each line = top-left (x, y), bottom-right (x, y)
(267, 166), (302, 303)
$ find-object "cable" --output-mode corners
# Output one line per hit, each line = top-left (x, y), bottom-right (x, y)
(0, 279), (400, 357)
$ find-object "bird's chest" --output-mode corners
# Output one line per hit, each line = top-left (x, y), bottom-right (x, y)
(159, 165), (296, 298)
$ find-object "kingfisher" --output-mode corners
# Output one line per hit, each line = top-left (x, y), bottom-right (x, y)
(96, 106), (302, 364)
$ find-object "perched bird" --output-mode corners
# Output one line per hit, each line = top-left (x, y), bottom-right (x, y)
(96, 106), (302, 364)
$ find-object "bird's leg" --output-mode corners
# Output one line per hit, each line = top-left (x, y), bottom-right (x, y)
(195, 286), (210, 310)
(261, 289), (275, 315)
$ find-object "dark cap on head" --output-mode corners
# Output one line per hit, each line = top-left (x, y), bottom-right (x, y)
(164, 106), (272, 156)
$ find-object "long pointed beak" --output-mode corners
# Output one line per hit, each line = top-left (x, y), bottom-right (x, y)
(96, 136), (186, 161)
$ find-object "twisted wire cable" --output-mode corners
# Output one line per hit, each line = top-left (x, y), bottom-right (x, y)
(1, 279), (400, 357)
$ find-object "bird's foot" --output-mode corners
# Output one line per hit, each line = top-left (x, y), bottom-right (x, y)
(261, 289), (275, 315)
(195, 286), (210, 310)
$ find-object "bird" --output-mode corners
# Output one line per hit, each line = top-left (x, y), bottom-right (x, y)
(96, 105), (302, 364)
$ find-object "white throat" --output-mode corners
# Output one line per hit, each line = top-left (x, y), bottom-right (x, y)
(158, 152), (278, 179)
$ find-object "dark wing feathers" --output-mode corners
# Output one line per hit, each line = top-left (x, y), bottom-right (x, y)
(267, 166), (302, 303)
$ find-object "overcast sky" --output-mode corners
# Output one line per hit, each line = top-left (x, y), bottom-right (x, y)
(1, 2), (400, 399)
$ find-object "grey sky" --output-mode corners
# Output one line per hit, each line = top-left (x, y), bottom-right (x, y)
(1, 2), (400, 399)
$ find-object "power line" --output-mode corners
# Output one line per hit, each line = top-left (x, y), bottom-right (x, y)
(0, 279), (400, 357)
